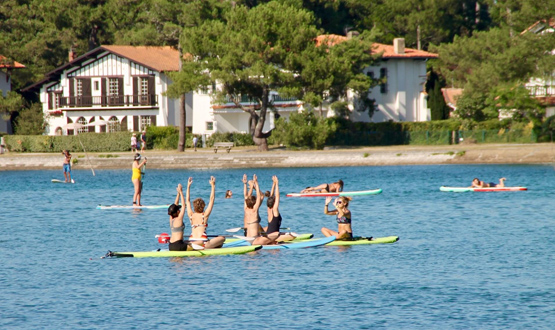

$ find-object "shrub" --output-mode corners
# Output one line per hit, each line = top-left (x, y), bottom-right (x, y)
(272, 112), (336, 149)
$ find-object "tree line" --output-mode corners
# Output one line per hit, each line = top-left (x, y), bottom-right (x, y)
(1, 0), (554, 148)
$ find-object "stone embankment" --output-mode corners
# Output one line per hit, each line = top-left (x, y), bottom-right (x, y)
(0, 143), (553, 171)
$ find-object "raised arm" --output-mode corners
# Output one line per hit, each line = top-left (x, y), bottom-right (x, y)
(253, 175), (262, 210)
(205, 176), (216, 216)
(177, 184), (186, 218)
(272, 175), (280, 211)
(185, 177), (193, 218)
(243, 174), (248, 199)
(324, 196), (338, 215)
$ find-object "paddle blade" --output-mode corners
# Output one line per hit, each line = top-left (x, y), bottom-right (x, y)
(226, 227), (244, 233)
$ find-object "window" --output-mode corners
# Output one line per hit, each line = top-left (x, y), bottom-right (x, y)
(379, 68), (388, 94)
(76, 80), (83, 96)
(107, 116), (121, 133)
(140, 116), (151, 131)
(140, 78), (148, 103)
(54, 93), (60, 109)
(367, 71), (375, 80)
(206, 122), (214, 131)
(77, 117), (88, 134)
(109, 78), (119, 95)
(94, 81), (100, 91)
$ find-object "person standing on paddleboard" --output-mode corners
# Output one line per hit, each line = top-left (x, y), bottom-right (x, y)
(167, 184), (190, 251)
(471, 177), (506, 188)
(244, 174), (279, 245)
(265, 175), (296, 242)
(132, 153), (147, 206)
(322, 196), (353, 240)
(301, 179), (344, 193)
(186, 176), (225, 249)
(62, 150), (73, 183)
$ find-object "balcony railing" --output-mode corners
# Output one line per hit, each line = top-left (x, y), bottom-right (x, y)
(528, 85), (555, 97)
(224, 94), (298, 104)
(56, 94), (158, 109)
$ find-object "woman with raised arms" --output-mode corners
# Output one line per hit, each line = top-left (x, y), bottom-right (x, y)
(265, 175), (296, 242)
(244, 174), (279, 245)
(167, 184), (189, 251)
(186, 176), (225, 249)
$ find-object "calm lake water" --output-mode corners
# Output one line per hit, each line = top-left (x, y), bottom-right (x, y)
(1, 164), (554, 329)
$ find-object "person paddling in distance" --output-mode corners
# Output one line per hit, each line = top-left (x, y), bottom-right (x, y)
(62, 150), (73, 183)
(167, 184), (190, 251)
(244, 174), (279, 245)
(186, 176), (225, 249)
(322, 196), (355, 240)
(131, 153), (147, 206)
(301, 179), (344, 193)
(471, 177), (506, 188)
(265, 175), (296, 242)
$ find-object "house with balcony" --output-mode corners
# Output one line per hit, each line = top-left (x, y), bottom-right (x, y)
(23, 46), (191, 135)
(1, 55), (26, 134)
(522, 19), (555, 117)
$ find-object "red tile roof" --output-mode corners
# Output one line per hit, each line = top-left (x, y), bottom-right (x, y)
(441, 88), (464, 109)
(0, 55), (25, 68)
(101, 45), (180, 72)
(315, 34), (438, 59)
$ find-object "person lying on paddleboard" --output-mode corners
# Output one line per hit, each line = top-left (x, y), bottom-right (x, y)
(471, 177), (506, 188)
(322, 196), (354, 240)
(186, 176), (225, 249)
(167, 184), (190, 251)
(264, 175), (297, 242)
(132, 153), (147, 206)
(244, 174), (279, 245)
(301, 179), (344, 193)
(62, 150), (72, 183)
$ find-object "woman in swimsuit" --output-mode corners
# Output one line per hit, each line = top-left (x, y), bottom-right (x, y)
(131, 153), (147, 206)
(301, 179), (344, 193)
(265, 175), (296, 242)
(471, 177), (506, 188)
(244, 174), (279, 245)
(167, 184), (190, 251)
(242, 174), (265, 235)
(322, 196), (353, 240)
(185, 176), (225, 249)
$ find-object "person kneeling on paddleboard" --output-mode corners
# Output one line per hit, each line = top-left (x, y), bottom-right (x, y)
(301, 179), (344, 193)
(244, 174), (279, 245)
(322, 196), (354, 240)
(186, 176), (225, 250)
(471, 177), (506, 188)
(167, 184), (191, 251)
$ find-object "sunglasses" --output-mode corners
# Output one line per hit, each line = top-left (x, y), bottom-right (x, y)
(336, 201), (343, 205)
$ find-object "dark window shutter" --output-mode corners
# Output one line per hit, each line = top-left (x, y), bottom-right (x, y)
(148, 76), (155, 105)
(48, 93), (53, 110)
(150, 115), (156, 127)
(81, 78), (92, 106)
(133, 77), (138, 105)
(69, 78), (75, 105)
(118, 78), (124, 104)
(101, 78), (107, 106)
(121, 116), (128, 131)
(133, 115), (139, 131)
(88, 117), (95, 133)
(380, 68), (388, 94)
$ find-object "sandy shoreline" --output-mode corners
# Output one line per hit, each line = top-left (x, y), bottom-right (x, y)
(0, 143), (553, 171)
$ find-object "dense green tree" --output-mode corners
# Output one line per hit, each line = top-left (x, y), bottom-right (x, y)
(169, 2), (377, 151)
(14, 103), (45, 135)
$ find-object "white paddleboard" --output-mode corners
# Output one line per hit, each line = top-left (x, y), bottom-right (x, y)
(52, 179), (74, 184)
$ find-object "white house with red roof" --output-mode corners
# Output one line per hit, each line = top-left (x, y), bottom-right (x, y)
(23, 46), (191, 135)
(1, 55), (25, 134)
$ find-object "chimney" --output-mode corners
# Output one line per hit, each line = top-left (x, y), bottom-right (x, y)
(393, 38), (405, 55)
(69, 47), (76, 62)
(347, 31), (360, 39)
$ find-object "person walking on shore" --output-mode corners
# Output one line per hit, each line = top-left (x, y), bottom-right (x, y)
(131, 133), (137, 152)
(193, 136), (198, 151)
(140, 131), (147, 153)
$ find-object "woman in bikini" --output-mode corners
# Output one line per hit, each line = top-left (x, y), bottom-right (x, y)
(242, 174), (264, 235)
(471, 177), (506, 188)
(301, 179), (344, 193)
(131, 153), (147, 206)
(265, 175), (296, 242)
(167, 184), (190, 251)
(244, 174), (279, 245)
(322, 196), (353, 240)
(186, 176), (225, 249)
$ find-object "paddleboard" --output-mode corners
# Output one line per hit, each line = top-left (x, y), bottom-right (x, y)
(440, 186), (528, 192)
(107, 245), (262, 258)
(96, 204), (170, 210)
(286, 189), (382, 197)
(223, 236), (335, 249)
(223, 233), (314, 244)
(52, 179), (74, 184)
(323, 235), (399, 246)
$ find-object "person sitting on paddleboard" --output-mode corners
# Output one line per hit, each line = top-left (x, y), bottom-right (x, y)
(244, 174), (279, 245)
(264, 175), (297, 242)
(167, 184), (190, 251)
(471, 177), (506, 188)
(301, 179), (344, 194)
(186, 176), (225, 249)
(242, 174), (265, 235)
(132, 153), (147, 206)
(322, 196), (354, 240)
(62, 150), (72, 183)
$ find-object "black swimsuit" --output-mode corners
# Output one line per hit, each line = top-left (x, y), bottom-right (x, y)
(266, 213), (282, 234)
